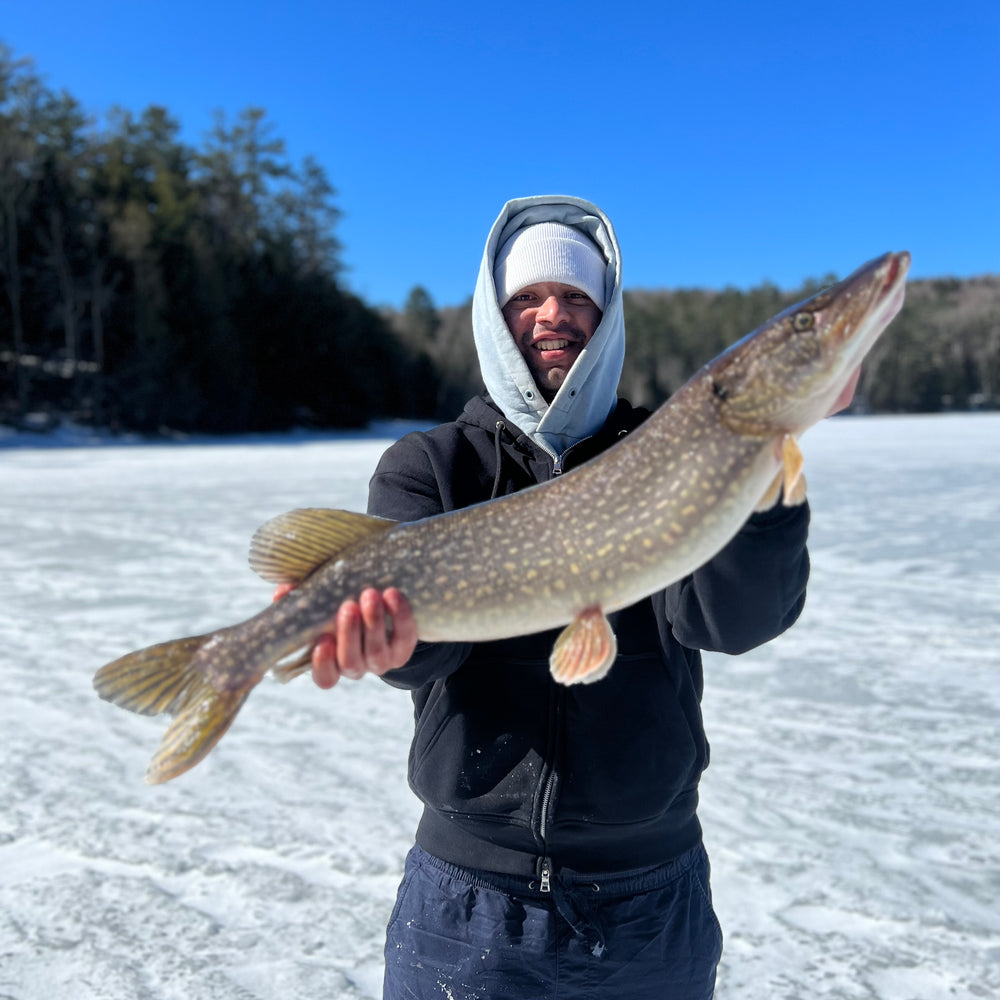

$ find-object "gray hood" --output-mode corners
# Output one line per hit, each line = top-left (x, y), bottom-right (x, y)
(471, 195), (625, 459)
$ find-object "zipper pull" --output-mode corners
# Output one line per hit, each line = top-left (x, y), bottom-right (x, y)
(539, 860), (552, 893)
(552, 456), (563, 477)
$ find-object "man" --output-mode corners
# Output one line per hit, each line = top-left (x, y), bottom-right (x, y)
(295, 196), (817, 998)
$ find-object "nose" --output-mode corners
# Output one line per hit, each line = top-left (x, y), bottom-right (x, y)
(535, 295), (568, 325)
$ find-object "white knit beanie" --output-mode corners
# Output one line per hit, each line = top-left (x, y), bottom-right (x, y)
(493, 222), (607, 308)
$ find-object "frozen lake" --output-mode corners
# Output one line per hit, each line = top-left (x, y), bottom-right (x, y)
(1, 414), (998, 999)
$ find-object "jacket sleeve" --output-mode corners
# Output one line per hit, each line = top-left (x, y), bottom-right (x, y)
(661, 500), (810, 654)
(366, 434), (474, 689)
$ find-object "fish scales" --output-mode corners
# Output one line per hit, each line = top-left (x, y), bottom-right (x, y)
(94, 251), (910, 783)
(245, 397), (765, 649)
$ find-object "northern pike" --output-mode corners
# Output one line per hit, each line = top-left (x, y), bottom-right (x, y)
(94, 251), (910, 784)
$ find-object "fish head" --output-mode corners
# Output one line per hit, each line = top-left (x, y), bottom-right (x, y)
(707, 251), (910, 434)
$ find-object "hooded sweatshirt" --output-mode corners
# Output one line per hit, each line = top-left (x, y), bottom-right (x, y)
(471, 195), (626, 459)
(366, 197), (811, 877)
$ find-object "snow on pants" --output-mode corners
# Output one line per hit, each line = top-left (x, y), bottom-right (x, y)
(382, 843), (723, 999)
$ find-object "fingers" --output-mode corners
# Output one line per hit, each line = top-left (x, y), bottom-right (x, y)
(311, 634), (340, 689)
(336, 597), (368, 678)
(309, 588), (418, 688)
(383, 588), (418, 666)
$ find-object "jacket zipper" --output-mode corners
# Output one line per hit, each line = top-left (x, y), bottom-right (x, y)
(535, 686), (561, 892)
(539, 859), (552, 893)
(537, 769), (556, 893)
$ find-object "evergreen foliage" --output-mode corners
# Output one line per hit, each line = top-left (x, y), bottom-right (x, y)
(384, 275), (1000, 420)
(0, 44), (424, 434)
(2, 43), (996, 434)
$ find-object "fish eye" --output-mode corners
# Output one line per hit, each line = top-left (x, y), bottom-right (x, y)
(792, 311), (814, 332)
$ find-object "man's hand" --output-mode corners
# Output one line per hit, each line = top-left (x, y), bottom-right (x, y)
(272, 585), (418, 689)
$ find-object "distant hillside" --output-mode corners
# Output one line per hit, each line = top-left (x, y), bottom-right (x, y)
(388, 275), (1000, 417)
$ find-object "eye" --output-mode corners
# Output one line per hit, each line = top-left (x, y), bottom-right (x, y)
(792, 311), (814, 332)
(711, 378), (729, 400)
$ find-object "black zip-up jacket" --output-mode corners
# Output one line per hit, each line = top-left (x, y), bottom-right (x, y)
(368, 394), (810, 878)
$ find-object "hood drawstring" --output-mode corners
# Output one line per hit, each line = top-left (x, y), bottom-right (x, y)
(472, 197), (626, 459)
(491, 420), (506, 500)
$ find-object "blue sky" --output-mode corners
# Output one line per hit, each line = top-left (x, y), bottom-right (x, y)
(5, 1), (998, 309)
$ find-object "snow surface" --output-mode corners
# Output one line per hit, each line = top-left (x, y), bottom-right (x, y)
(1, 414), (998, 999)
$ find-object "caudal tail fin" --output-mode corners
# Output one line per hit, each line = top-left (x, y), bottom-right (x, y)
(93, 634), (251, 784)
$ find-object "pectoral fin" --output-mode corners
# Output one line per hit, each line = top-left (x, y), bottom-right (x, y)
(550, 607), (617, 686)
(781, 435), (804, 501)
(783, 470), (808, 505)
(755, 435), (808, 511)
(249, 507), (396, 584)
(755, 472), (783, 512)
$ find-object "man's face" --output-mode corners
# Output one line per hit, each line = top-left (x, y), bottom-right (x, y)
(501, 282), (603, 402)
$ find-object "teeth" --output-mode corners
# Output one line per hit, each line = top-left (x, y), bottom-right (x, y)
(537, 339), (570, 351)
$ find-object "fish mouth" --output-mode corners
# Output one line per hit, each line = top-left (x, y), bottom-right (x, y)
(834, 251), (910, 356)
(871, 250), (909, 311)
(880, 250), (910, 318)
(871, 251), (909, 323)
(869, 250), (909, 323)
(766, 250), (911, 431)
(802, 250), (909, 424)
(882, 251), (902, 290)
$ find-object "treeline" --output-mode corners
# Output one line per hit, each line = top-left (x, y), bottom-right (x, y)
(3, 44), (997, 436)
(622, 275), (1000, 413)
(389, 273), (1000, 420)
(0, 43), (424, 434)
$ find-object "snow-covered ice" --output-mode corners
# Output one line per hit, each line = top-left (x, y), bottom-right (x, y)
(1, 414), (998, 999)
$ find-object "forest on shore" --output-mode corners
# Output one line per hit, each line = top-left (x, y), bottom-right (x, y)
(3, 43), (998, 436)
(396, 275), (1000, 422)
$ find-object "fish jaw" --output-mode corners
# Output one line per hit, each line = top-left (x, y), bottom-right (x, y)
(819, 251), (909, 390)
(709, 251), (910, 436)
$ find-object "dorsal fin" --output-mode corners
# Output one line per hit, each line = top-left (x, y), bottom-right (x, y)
(248, 507), (395, 584)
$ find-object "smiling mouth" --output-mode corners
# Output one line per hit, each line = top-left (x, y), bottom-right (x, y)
(535, 339), (572, 352)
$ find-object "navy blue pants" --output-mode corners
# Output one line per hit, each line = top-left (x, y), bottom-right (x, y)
(383, 844), (722, 999)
